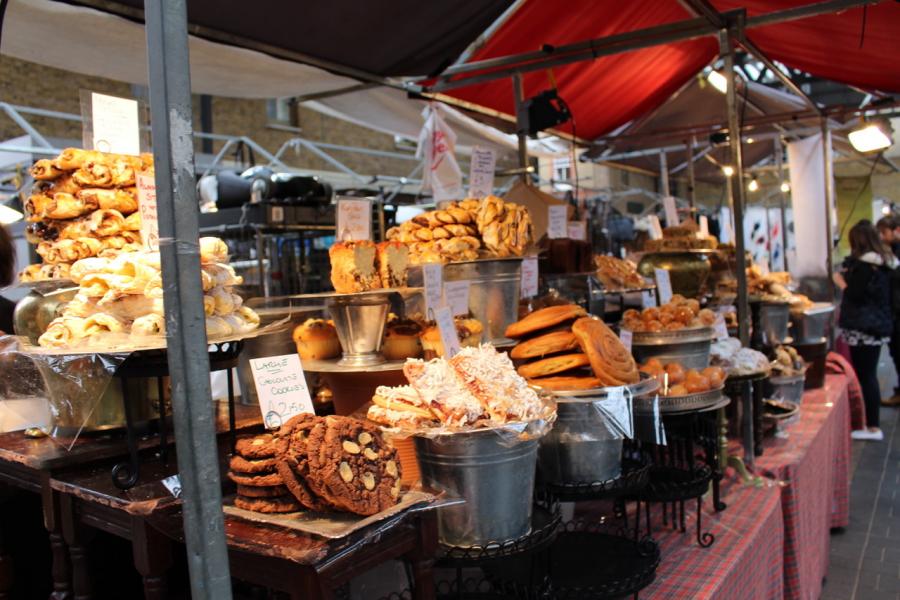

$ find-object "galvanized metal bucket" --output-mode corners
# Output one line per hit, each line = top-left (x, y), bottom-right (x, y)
(414, 428), (539, 546)
(629, 327), (715, 370)
(766, 373), (806, 405)
(758, 302), (790, 345)
(789, 303), (835, 344)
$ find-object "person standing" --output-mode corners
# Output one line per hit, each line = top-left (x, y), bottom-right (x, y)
(876, 216), (900, 406)
(838, 220), (898, 440)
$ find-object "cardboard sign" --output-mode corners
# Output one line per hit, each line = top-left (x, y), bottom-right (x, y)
(663, 196), (679, 228)
(641, 290), (657, 309)
(336, 198), (372, 242)
(654, 268), (673, 304)
(699, 215), (709, 238)
(567, 221), (588, 241)
(468, 146), (496, 199)
(161, 474), (182, 499)
(249, 354), (314, 429)
(520, 256), (539, 298)
(547, 205), (568, 239)
(443, 280), (471, 316)
(648, 216), (664, 240)
(714, 314), (730, 341)
(90, 92), (140, 155)
(135, 172), (158, 251)
(619, 328), (633, 353)
(434, 306), (461, 358)
(422, 263), (443, 316)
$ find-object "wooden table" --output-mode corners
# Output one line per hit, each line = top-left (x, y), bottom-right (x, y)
(0, 401), (260, 599)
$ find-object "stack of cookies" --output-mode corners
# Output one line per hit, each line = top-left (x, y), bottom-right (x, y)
(229, 415), (403, 517)
(230, 433), (301, 514)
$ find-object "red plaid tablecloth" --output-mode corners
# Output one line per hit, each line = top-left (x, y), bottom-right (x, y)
(755, 374), (851, 600)
(643, 480), (784, 599)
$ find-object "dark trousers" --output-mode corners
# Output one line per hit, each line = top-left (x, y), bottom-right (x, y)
(849, 344), (882, 429)
(891, 330), (900, 394)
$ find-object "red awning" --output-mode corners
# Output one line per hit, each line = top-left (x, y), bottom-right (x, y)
(444, 0), (900, 140)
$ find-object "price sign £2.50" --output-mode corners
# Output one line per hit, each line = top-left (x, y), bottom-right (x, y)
(249, 354), (314, 429)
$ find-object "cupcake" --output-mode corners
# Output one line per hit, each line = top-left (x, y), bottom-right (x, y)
(292, 318), (341, 360)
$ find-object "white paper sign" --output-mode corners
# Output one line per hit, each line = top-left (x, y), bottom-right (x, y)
(654, 268), (673, 304)
(619, 328), (633, 353)
(714, 314), (730, 341)
(699, 215), (709, 238)
(520, 256), (539, 299)
(91, 92), (140, 155)
(434, 306), (461, 358)
(567, 221), (587, 241)
(641, 290), (657, 309)
(648, 216), (664, 240)
(336, 198), (372, 242)
(161, 474), (182, 498)
(443, 280), (471, 316)
(135, 172), (158, 251)
(422, 263), (443, 316)
(663, 196), (679, 227)
(468, 146), (496, 199)
(249, 354), (314, 429)
(547, 205), (568, 239)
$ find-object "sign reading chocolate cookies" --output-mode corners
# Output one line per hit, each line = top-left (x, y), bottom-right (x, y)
(249, 354), (314, 429)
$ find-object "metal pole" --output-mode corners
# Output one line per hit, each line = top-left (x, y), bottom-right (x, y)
(775, 138), (790, 272)
(513, 73), (530, 183)
(686, 137), (696, 208)
(659, 151), (670, 198)
(143, 1), (233, 598)
(720, 28), (750, 347)
(821, 119), (835, 297)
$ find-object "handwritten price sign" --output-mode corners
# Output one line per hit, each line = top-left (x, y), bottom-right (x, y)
(249, 354), (314, 429)
(135, 173), (157, 251)
(336, 198), (372, 242)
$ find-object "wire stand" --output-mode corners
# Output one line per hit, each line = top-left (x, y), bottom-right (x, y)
(634, 463), (714, 548)
(110, 341), (242, 490)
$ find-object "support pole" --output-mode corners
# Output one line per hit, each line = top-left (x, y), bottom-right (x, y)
(686, 137), (697, 208)
(659, 151), (670, 198)
(513, 73), (529, 183)
(144, 1), (233, 598)
(719, 28), (750, 347)
(821, 119), (835, 297)
(775, 138), (789, 272)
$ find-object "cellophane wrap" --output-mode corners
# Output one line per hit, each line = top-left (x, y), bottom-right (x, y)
(0, 335), (128, 449)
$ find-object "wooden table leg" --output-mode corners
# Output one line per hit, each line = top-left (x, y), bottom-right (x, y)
(406, 512), (437, 600)
(284, 567), (323, 600)
(59, 494), (91, 600)
(41, 476), (72, 600)
(129, 517), (172, 600)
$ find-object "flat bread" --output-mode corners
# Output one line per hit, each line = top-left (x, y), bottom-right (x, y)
(516, 353), (591, 379)
(510, 330), (579, 360)
(504, 304), (587, 339)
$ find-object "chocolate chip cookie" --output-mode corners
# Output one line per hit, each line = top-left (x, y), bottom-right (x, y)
(307, 416), (402, 516)
(236, 484), (289, 498)
(234, 495), (302, 514)
(229, 455), (278, 474)
(273, 413), (329, 511)
(235, 433), (277, 459)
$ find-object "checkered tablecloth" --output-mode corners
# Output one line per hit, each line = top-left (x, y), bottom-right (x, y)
(755, 374), (851, 600)
(642, 480), (785, 599)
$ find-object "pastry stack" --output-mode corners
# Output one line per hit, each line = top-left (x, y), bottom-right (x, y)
(367, 344), (549, 429)
(20, 148), (151, 282)
(37, 237), (259, 347)
(593, 256), (647, 291)
(229, 415), (403, 516)
(328, 240), (409, 294)
(385, 195), (533, 264)
(507, 305), (641, 391)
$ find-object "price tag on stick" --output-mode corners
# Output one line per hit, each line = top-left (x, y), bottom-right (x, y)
(468, 146), (496, 199)
(443, 280), (471, 316)
(135, 173), (158, 251)
(641, 290), (657, 309)
(434, 306), (461, 358)
(520, 257), (539, 298)
(90, 92), (140, 155)
(663, 196), (679, 227)
(547, 205), (568, 239)
(648, 216), (663, 241)
(422, 263), (443, 315)
(249, 354), (314, 429)
(336, 198), (372, 242)
(654, 268), (673, 304)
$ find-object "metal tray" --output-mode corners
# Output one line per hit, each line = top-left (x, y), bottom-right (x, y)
(634, 386), (727, 414)
(540, 373), (659, 401)
(628, 326), (715, 346)
(301, 358), (407, 373)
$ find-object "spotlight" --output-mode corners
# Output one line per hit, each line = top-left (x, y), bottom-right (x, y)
(748, 177), (759, 192)
(780, 182), (790, 193)
(848, 120), (893, 153)
(722, 165), (735, 177)
(707, 71), (727, 94)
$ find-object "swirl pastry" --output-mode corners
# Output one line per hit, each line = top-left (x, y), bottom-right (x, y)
(77, 188), (138, 214)
(19, 263), (71, 282)
(571, 317), (639, 386)
(36, 238), (103, 264)
(132, 314), (165, 336)
(31, 159), (64, 180)
(53, 148), (106, 170)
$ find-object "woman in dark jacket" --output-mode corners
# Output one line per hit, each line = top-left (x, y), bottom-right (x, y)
(838, 220), (898, 441)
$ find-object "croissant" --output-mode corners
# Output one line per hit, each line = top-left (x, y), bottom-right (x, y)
(132, 314), (165, 336)
(38, 193), (99, 220)
(77, 188), (138, 214)
(38, 316), (90, 347)
(83, 313), (126, 335)
(69, 257), (114, 283)
(96, 291), (157, 318)
(31, 159), (65, 180)
(73, 162), (115, 188)
(199, 237), (229, 264)
(206, 316), (233, 338)
(19, 263), (71, 282)
(53, 148), (106, 170)
(124, 212), (142, 231)
(46, 175), (82, 197)
(36, 237), (103, 264)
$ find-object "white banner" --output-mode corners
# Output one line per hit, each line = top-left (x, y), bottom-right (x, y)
(417, 105), (464, 202)
(787, 132), (833, 279)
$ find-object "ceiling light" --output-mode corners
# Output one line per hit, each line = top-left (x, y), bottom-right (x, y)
(722, 165), (734, 177)
(848, 121), (893, 153)
(780, 182), (790, 193)
(746, 137), (755, 144)
(707, 70), (728, 94)
(0, 204), (23, 225)
(748, 177), (759, 192)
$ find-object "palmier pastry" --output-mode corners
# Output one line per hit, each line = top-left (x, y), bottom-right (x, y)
(571, 317), (640, 386)
(505, 304), (587, 339)
(510, 330), (579, 360)
(516, 353), (591, 379)
(292, 318), (341, 361)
